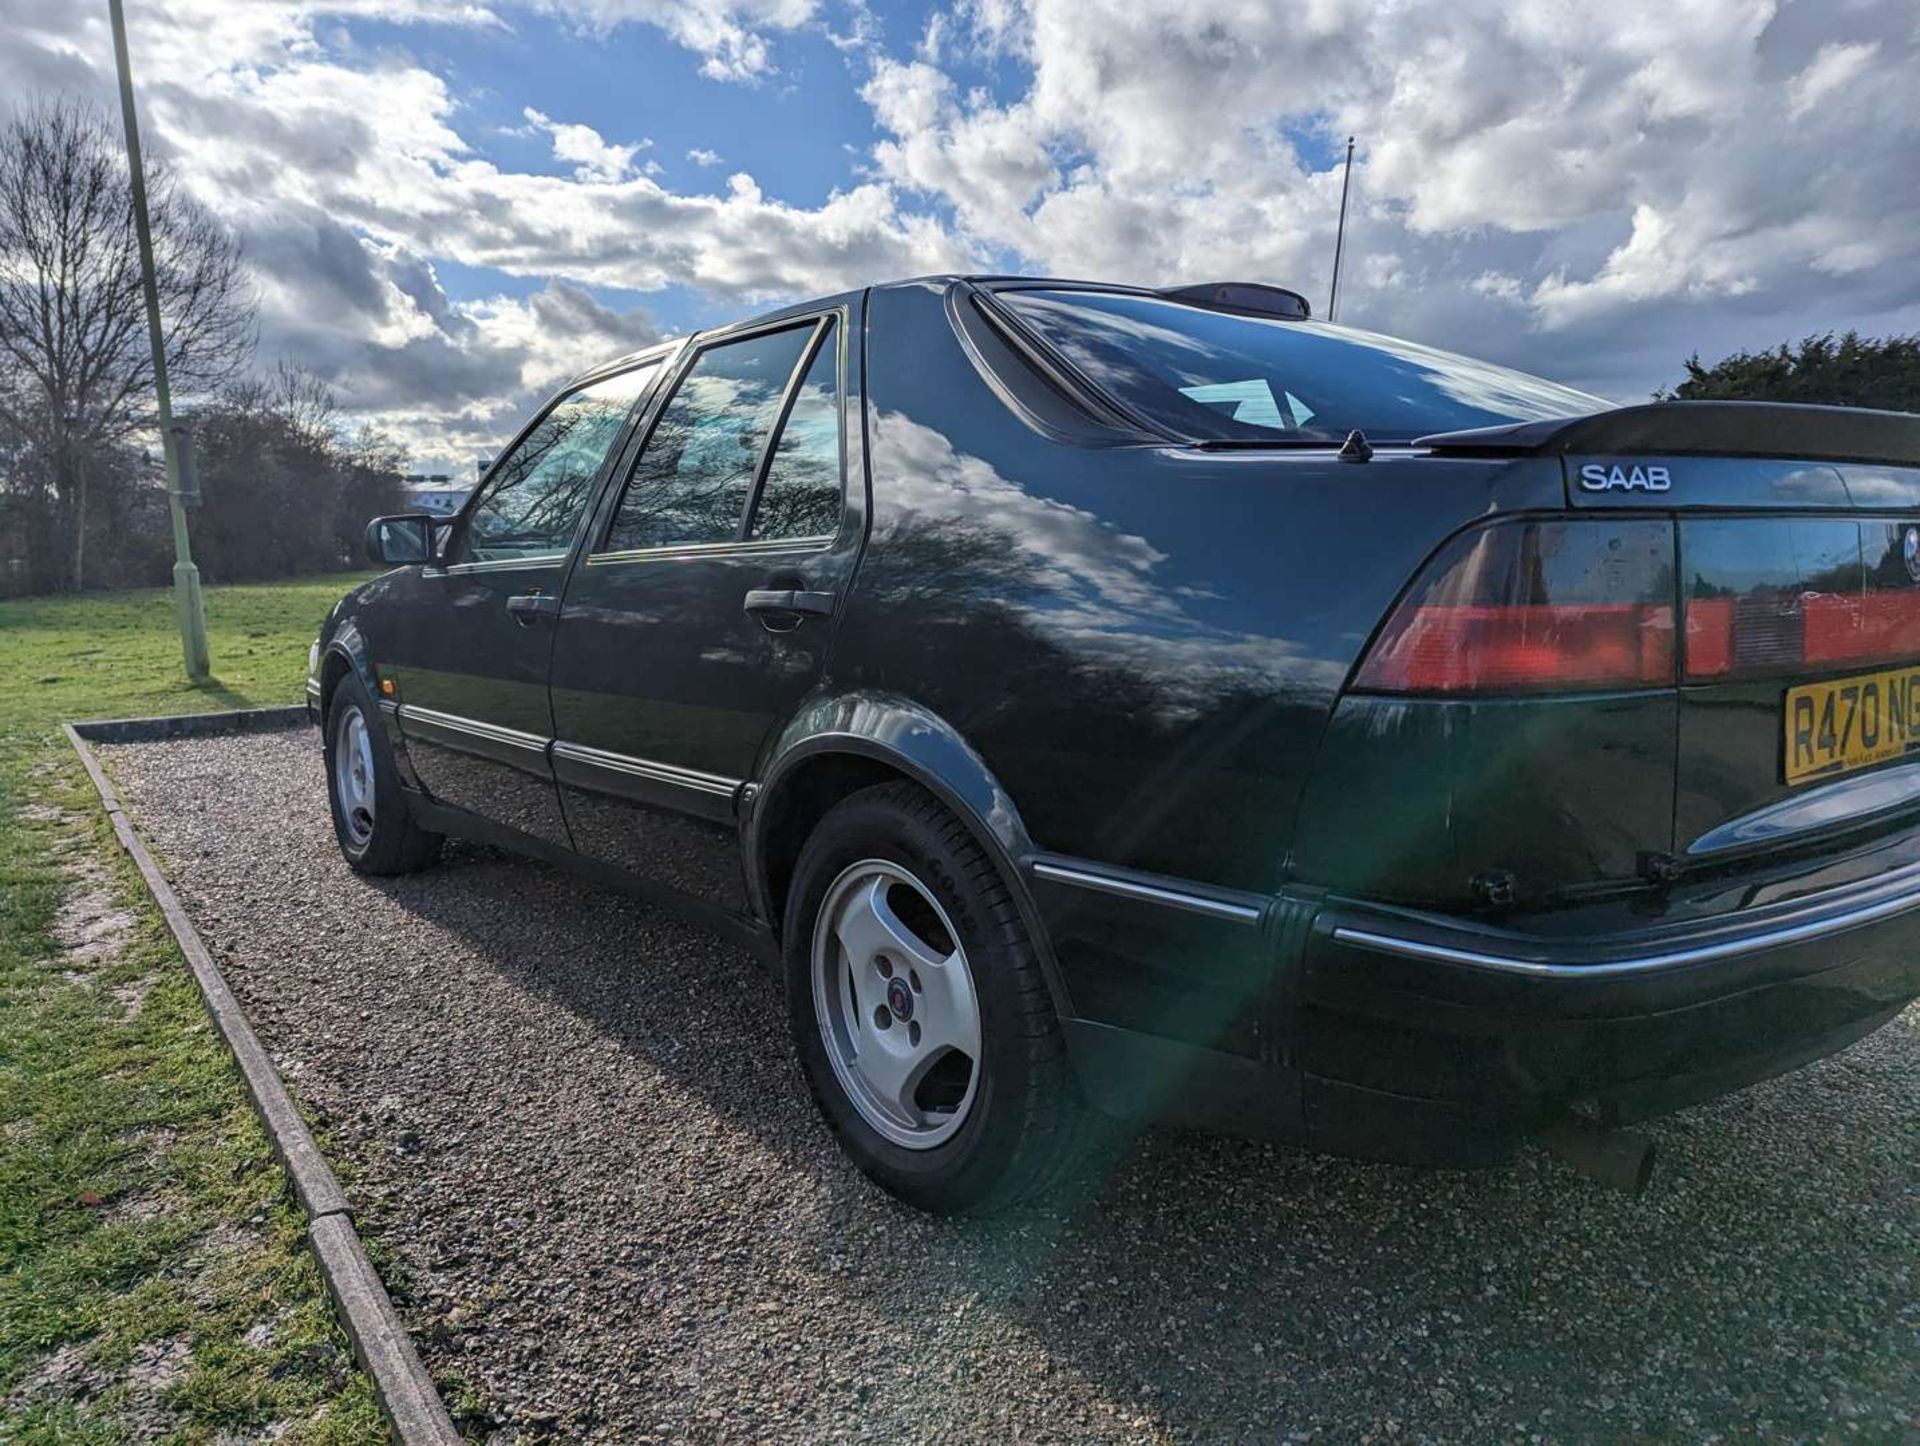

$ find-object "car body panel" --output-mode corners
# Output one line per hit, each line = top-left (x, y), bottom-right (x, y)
(1290, 688), (1679, 908)
(382, 568), (573, 845)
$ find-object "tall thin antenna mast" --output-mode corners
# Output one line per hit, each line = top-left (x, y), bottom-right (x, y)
(1327, 135), (1355, 322)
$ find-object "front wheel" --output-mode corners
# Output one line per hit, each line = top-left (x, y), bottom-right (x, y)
(786, 782), (1093, 1213)
(324, 673), (442, 875)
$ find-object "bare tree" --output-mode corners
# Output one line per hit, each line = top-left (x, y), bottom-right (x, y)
(265, 358), (340, 451)
(0, 98), (253, 589)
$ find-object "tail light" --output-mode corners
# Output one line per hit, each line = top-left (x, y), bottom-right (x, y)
(1686, 590), (1920, 680)
(1354, 519), (1677, 695)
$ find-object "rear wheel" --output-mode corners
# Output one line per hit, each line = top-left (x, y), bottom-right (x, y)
(785, 781), (1092, 1213)
(324, 673), (442, 875)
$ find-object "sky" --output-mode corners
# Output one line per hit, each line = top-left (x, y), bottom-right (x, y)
(5, 0), (1918, 476)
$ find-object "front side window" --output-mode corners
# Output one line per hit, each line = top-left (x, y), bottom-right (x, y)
(605, 324), (818, 553)
(456, 364), (659, 564)
(994, 288), (1606, 444)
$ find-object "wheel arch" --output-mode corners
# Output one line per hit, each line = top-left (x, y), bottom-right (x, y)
(317, 620), (379, 720)
(316, 622), (419, 785)
(747, 692), (1071, 1019)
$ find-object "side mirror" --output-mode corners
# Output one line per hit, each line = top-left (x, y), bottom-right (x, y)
(365, 513), (435, 566)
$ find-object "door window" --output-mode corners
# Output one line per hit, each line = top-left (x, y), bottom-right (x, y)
(748, 322), (842, 541)
(454, 364), (659, 565)
(604, 323), (828, 553)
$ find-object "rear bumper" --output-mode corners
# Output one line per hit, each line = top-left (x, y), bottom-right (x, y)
(1061, 856), (1920, 1166)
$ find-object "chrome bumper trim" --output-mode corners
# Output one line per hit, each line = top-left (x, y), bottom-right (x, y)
(1331, 873), (1920, 978)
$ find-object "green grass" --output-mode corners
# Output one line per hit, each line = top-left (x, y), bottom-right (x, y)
(0, 575), (392, 1443)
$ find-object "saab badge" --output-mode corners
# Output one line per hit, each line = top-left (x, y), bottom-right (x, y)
(1903, 524), (1920, 583)
(1578, 462), (1673, 493)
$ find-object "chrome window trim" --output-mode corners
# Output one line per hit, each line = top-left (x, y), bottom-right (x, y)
(440, 552), (570, 576)
(584, 534), (836, 567)
(1330, 871), (1920, 977)
(397, 704), (548, 754)
(551, 740), (740, 798)
(1030, 860), (1264, 924)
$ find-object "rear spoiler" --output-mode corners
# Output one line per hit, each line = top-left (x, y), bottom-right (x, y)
(1417, 401), (1920, 468)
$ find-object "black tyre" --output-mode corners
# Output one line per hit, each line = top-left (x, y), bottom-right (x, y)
(323, 673), (442, 875)
(786, 781), (1092, 1213)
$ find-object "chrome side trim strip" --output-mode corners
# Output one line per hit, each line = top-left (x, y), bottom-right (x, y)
(304, 678), (323, 699)
(1030, 860), (1264, 924)
(1331, 876), (1920, 978)
(396, 704), (548, 754)
(550, 740), (740, 798)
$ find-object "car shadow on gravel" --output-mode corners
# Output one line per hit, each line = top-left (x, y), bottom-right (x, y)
(365, 840), (1919, 1441)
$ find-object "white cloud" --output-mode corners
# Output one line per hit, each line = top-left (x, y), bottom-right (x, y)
(7, 0), (1920, 468)
(1788, 40), (1880, 120)
(522, 107), (649, 182)
(529, 0), (818, 81)
(862, 0), (1920, 390)
(0, 0), (970, 464)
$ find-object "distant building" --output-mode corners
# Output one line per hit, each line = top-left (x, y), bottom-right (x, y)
(403, 472), (470, 517)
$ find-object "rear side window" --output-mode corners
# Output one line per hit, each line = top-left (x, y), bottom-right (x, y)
(456, 364), (658, 564)
(749, 322), (841, 541)
(994, 288), (1604, 444)
(605, 322), (839, 553)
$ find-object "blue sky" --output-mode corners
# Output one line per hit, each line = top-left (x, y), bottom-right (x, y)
(6, 0), (1918, 472)
(341, 10), (896, 331)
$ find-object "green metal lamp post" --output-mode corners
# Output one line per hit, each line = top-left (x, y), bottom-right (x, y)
(107, 0), (209, 680)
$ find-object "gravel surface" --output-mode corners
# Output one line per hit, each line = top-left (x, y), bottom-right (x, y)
(105, 728), (1920, 1443)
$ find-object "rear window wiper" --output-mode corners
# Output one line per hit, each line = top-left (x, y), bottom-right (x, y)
(1187, 429), (1393, 462)
(1184, 433), (1348, 450)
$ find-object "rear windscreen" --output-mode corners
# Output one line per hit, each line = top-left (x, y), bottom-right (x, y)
(994, 288), (1606, 444)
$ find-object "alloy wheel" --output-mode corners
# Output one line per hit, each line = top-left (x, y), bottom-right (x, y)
(811, 859), (982, 1149)
(332, 703), (377, 849)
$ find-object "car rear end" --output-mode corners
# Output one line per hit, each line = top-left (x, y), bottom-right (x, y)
(1289, 406), (1920, 1165)
(957, 282), (1920, 1170)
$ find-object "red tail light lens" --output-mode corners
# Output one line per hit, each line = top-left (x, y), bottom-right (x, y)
(1681, 520), (1920, 681)
(1354, 520), (1677, 696)
(1686, 587), (1920, 679)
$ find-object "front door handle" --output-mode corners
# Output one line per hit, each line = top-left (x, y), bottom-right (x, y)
(506, 591), (560, 625)
(743, 588), (836, 620)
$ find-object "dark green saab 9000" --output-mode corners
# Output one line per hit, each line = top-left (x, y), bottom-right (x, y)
(310, 275), (1920, 1211)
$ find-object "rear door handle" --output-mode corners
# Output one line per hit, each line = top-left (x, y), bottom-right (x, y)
(743, 588), (836, 619)
(506, 592), (560, 625)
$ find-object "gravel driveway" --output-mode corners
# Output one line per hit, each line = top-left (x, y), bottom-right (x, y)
(103, 727), (1919, 1443)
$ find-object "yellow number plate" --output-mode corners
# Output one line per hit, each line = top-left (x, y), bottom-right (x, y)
(1784, 666), (1920, 785)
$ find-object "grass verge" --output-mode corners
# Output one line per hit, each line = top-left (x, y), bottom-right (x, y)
(0, 576), (390, 1443)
